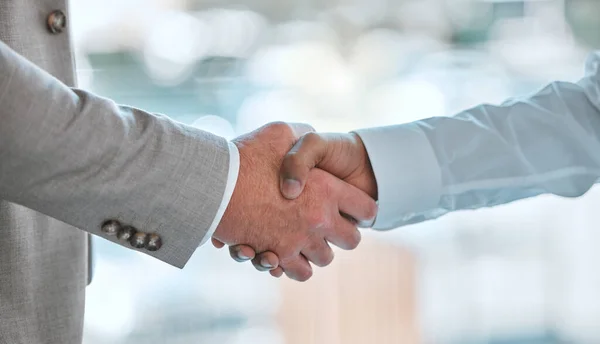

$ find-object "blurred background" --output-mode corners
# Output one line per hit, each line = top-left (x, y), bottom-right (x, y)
(71, 0), (600, 343)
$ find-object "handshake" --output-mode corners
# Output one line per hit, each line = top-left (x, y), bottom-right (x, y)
(211, 122), (379, 282)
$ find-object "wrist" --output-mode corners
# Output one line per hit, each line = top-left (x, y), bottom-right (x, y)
(351, 133), (378, 200)
(213, 181), (240, 244)
(200, 141), (241, 246)
(214, 141), (246, 243)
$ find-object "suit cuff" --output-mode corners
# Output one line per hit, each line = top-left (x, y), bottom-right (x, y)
(354, 124), (442, 230)
(199, 141), (240, 246)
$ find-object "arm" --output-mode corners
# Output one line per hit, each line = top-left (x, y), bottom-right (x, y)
(0, 39), (232, 267)
(0, 40), (375, 278)
(230, 53), (600, 277)
(274, 51), (600, 232)
(356, 52), (600, 229)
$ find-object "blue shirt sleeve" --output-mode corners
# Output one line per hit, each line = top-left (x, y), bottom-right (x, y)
(356, 52), (600, 230)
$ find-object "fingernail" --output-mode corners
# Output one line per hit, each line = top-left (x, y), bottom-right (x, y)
(357, 217), (376, 228)
(260, 258), (274, 269)
(236, 251), (251, 261)
(283, 179), (301, 199)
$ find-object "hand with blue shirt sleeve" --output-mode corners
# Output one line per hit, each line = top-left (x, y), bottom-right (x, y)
(226, 51), (600, 278)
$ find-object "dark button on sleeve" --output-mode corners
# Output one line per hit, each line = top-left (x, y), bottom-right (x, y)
(117, 226), (136, 241)
(146, 234), (163, 252)
(101, 220), (121, 236)
(47, 10), (67, 34)
(130, 232), (148, 249)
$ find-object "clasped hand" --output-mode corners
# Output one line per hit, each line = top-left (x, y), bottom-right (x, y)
(211, 122), (378, 281)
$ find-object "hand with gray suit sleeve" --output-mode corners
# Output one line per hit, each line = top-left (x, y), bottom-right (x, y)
(232, 50), (600, 277)
(213, 123), (377, 281)
(0, 40), (377, 278)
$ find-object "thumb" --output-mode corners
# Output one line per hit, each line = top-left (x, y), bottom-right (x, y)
(280, 132), (329, 199)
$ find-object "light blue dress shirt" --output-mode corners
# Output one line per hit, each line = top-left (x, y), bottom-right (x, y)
(356, 52), (600, 230)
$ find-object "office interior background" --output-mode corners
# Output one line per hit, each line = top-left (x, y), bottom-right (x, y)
(71, 0), (600, 343)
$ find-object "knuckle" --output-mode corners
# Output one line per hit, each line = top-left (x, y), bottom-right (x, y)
(278, 242), (304, 262)
(266, 121), (293, 137)
(308, 176), (333, 200)
(267, 121), (287, 130)
(277, 248), (297, 262)
(302, 132), (320, 145)
(307, 211), (328, 229)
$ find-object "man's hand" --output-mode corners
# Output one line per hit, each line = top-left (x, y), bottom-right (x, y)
(279, 132), (377, 201)
(213, 124), (377, 281)
(220, 131), (379, 278)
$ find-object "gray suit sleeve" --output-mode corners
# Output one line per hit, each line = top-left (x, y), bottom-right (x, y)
(0, 40), (230, 268)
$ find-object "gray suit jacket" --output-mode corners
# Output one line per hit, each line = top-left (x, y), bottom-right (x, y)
(0, 1), (230, 343)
